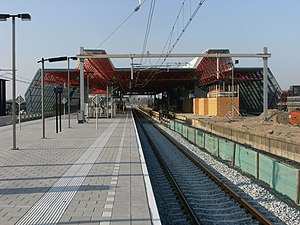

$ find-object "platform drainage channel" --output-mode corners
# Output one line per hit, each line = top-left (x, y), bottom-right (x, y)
(16, 119), (120, 225)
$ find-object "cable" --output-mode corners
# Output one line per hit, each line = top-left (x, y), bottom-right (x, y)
(0, 75), (31, 84)
(0, 72), (32, 82)
(140, 0), (156, 64)
(160, 0), (206, 65)
(140, 0), (206, 89)
(155, 0), (185, 66)
(97, 0), (146, 48)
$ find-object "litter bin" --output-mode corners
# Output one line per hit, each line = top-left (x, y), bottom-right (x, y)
(77, 110), (84, 123)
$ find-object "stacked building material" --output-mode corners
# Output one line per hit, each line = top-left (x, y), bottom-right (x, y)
(287, 96), (300, 112)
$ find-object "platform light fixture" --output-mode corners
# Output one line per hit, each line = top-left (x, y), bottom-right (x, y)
(0, 13), (31, 150)
(38, 56), (77, 136)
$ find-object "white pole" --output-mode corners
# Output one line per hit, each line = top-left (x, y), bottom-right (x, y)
(96, 95), (98, 130)
(12, 17), (17, 149)
(67, 57), (71, 128)
(64, 103), (66, 119)
(107, 85), (109, 119)
(131, 57), (134, 80)
(79, 47), (84, 123)
(231, 64), (234, 117)
(87, 73), (89, 121)
(263, 47), (268, 121)
(41, 59), (46, 138)
(216, 57), (220, 80)
(19, 101), (21, 130)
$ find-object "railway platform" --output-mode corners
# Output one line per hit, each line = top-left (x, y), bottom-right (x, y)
(0, 110), (160, 225)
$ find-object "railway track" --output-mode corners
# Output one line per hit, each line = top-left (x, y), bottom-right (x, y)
(133, 109), (273, 225)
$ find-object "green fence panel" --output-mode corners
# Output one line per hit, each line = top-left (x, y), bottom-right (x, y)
(182, 125), (188, 138)
(169, 120), (175, 130)
(234, 144), (256, 177)
(219, 138), (234, 162)
(187, 127), (195, 143)
(204, 133), (218, 156)
(259, 154), (298, 201)
(196, 129), (204, 148)
(175, 121), (182, 133)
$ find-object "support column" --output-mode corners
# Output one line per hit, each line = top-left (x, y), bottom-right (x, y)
(79, 47), (85, 123)
(0, 80), (6, 116)
(263, 47), (268, 121)
(41, 59), (46, 139)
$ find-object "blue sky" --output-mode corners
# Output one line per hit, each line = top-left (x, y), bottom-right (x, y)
(0, 0), (299, 99)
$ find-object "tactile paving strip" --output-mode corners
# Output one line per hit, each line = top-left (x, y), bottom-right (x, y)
(16, 119), (120, 225)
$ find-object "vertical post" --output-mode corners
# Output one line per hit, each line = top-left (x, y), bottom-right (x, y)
(186, 126), (189, 140)
(130, 57), (134, 80)
(96, 95), (98, 130)
(19, 101), (21, 130)
(67, 57), (71, 128)
(107, 85), (109, 119)
(59, 93), (62, 132)
(296, 169), (300, 205)
(217, 139), (220, 158)
(79, 47), (84, 123)
(64, 102), (66, 119)
(56, 92), (58, 133)
(87, 73), (89, 121)
(231, 63), (234, 117)
(41, 58), (46, 138)
(263, 47), (268, 121)
(232, 143), (236, 166)
(11, 16), (17, 149)
(256, 151), (259, 179)
(203, 131), (206, 149)
(216, 56), (220, 80)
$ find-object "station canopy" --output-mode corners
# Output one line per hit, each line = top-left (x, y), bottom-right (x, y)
(40, 49), (280, 98)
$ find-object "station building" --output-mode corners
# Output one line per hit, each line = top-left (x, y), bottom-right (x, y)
(25, 49), (282, 116)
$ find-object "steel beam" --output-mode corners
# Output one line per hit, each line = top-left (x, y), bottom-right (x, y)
(77, 53), (271, 59)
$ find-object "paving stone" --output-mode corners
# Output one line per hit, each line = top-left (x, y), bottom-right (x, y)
(0, 113), (155, 224)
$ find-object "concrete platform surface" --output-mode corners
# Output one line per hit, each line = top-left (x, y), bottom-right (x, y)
(0, 112), (160, 225)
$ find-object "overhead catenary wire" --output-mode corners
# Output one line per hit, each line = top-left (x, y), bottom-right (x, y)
(155, 0), (186, 66)
(0, 72), (32, 82)
(140, 0), (206, 89)
(0, 74), (31, 84)
(96, 0), (146, 48)
(140, 0), (156, 64)
(160, 0), (206, 65)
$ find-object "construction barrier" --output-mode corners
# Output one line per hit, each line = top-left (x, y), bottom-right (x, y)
(168, 118), (300, 204)
(259, 154), (299, 203)
(196, 129), (205, 148)
(234, 144), (257, 177)
(218, 138), (235, 162)
(187, 127), (195, 144)
(204, 133), (218, 157)
(175, 121), (182, 133)
(182, 124), (188, 139)
(169, 120), (175, 130)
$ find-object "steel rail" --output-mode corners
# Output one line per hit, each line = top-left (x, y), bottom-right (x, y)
(137, 107), (273, 225)
(133, 110), (201, 225)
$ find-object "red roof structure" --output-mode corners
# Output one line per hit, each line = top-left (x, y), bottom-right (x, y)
(26, 49), (282, 114)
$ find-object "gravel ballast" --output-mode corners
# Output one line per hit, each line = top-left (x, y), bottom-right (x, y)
(158, 123), (300, 225)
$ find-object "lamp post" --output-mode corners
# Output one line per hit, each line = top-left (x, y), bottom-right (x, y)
(67, 57), (77, 128)
(0, 13), (31, 150)
(38, 56), (67, 138)
(229, 60), (239, 118)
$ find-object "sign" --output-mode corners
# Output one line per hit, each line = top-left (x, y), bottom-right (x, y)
(53, 86), (63, 94)
(91, 95), (100, 105)
(62, 98), (67, 104)
(15, 95), (25, 105)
